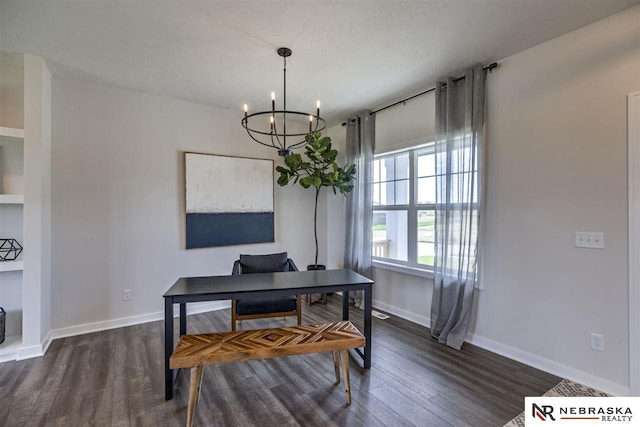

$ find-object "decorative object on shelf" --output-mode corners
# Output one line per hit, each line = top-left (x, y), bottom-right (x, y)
(0, 239), (22, 261)
(277, 132), (356, 304)
(241, 47), (326, 157)
(185, 152), (274, 248)
(0, 307), (5, 345)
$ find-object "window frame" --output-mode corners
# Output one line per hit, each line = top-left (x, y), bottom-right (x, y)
(372, 140), (435, 278)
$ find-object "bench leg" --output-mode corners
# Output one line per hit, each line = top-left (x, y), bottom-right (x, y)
(197, 366), (204, 404)
(340, 349), (352, 405)
(187, 365), (204, 427)
(332, 351), (340, 384)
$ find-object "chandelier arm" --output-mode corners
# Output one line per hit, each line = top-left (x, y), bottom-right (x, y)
(270, 124), (284, 151)
(244, 127), (281, 149)
(285, 118), (327, 150)
(269, 120), (287, 150)
(287, 139), (311, 150)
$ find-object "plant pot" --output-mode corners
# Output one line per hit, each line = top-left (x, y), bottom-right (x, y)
(306, 265), (327, 305)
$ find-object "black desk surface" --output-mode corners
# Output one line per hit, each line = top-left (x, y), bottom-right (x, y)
(164, 268), (373, 298)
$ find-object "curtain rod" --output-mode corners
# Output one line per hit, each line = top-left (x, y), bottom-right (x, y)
(342, 62), (498, 126)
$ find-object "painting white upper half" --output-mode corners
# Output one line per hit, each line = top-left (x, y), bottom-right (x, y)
(185, 154), (273, 214)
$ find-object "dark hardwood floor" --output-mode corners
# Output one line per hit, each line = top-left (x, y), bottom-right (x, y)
(0, 295), (560, 426)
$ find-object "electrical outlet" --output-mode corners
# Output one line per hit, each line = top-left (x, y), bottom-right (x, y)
(123, 289), (132, 301)
(590, 333), (604, 351)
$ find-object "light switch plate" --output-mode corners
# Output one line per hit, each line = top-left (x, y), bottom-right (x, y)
(575, 232), (604, 249)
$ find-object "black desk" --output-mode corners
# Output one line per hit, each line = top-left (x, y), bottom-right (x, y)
(163, 268), (374, 400)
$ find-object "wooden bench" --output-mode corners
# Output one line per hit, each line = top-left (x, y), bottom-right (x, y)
(170, 320), (365, 427)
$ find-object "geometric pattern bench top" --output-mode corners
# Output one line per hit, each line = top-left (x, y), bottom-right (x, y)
(170, 321), (366, 426)
(170, 320), (365, 369)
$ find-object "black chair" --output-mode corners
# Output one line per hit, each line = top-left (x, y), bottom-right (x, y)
(230, 252), (302, 331)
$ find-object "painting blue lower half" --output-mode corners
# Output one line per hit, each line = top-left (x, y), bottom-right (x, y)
(186, 212), (274, 248)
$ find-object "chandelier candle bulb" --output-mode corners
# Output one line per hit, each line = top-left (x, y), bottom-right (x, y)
(316, 100), (320, 117)
(309, 115), (313, 132)
(243, 104), (248, 118)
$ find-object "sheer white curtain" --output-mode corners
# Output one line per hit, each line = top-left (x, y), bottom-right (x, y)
(344, 112), (375, 309)
(430, 65), (486, 349)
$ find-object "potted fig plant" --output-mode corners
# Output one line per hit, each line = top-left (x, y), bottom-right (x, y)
(276, 132), (356, 274)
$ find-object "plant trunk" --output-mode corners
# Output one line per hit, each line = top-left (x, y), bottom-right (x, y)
(314, 187), (320, 266)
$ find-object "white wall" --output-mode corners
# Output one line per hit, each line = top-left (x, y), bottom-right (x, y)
(372, 5), (640, 395)
(475, 5), (640, 394)
(50, 77), (319, 332)
(0, 51), (24, 129)
(324, 124), (348, 269)
(376, 92), (436, 152)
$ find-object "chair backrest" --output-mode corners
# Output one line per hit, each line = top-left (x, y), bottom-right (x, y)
(232, 252), (298, 275)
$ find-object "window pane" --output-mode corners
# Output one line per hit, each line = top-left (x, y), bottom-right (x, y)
(396, 153), (409, 179)
(384, 181), (395, 205)
(395, 179), (409, 204)
(417, 152), (435, 177)
(417, 177), (436, 204)
(381, 157), (395, 181)
(373, 159), (380, 182)
(372, 210), (408, 262)
(417, 210), (435, 266)
(373, 183), (381, 206)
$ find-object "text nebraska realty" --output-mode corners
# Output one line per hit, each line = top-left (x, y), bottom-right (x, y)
(559, 406), (632, 422)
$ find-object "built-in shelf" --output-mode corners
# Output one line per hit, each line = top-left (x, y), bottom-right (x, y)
(0, 194), (24, 204)
(0, 260), (23, 272)
(0, 127), (25, 362)
(0, 127), (24, 139)
(0, 334), (22, 362)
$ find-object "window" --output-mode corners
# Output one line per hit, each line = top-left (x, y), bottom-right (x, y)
(372, 143), (435, 272)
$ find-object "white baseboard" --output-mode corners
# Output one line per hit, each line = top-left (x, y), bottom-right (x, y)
(17, 343), (44, 360)
(14, 330), (53, 361)
(466, 333), (630, 396)
(17, 345), (43, 360)
(51, 301), (230, 340)
(40, 330), (52, 355)
(373, 300), (629, 396)
(372, 299), (430, 328)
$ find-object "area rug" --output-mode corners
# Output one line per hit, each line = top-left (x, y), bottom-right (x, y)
(503, 379), (610, 426)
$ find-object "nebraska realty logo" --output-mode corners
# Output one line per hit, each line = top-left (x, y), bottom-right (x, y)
(524, 397), (640, 426)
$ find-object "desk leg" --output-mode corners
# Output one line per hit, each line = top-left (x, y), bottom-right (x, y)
(342, 291), (349, 320)
(180, 303), (187, 336)
(364, 285), (372, 368)
(164, 298), (174, 400)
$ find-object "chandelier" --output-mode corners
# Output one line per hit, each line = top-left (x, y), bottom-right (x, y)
(241, 47), (326, 156)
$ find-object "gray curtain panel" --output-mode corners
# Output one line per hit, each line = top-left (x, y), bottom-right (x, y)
(431, 65), (486, 349)
(344, 112), (375, 309)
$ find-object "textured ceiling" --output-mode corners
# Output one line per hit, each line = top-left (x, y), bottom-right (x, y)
(1, 0), (639, 126)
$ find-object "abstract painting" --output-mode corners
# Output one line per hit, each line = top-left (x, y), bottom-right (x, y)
(185, 153), (274, 248)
